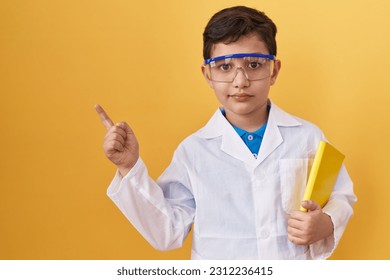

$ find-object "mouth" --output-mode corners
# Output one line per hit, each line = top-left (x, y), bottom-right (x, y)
(229, 93), (253, 101)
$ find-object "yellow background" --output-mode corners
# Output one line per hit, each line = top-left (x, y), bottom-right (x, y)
(1, 0), (389, 259)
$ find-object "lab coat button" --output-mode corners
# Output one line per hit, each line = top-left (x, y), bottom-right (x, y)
(260, 230), (270, 239)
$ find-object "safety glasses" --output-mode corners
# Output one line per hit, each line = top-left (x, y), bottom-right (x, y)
(204, 53), (276, 83)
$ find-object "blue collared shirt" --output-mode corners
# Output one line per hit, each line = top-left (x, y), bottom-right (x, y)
(221, 108), (268, 158)
(232, 123), (267, 159)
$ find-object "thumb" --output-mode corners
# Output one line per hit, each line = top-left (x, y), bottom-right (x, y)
(301, 200), (321, 212)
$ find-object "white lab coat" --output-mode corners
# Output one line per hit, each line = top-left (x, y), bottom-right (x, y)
(107, 100), (356, 259)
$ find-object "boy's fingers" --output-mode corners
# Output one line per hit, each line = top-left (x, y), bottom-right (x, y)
(301, 200), (321, 212)
(118, 121), (135, 135)
(94, 104), (114, 130)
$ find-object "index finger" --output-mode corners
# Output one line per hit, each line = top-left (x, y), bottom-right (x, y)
(94, 104), (114, 130)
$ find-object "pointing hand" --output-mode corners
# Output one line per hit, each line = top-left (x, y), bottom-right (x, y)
(95, 104), (139, 176)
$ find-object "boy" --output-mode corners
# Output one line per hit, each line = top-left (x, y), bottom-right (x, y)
(95, 6), (356, 259)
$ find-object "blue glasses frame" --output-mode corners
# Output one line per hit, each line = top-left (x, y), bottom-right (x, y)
(204, 53), (275, 65)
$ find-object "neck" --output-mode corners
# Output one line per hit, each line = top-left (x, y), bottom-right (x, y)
(225, 102), (269, 132)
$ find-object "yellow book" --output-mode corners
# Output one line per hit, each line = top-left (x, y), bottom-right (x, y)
(300, 140), (345, 212)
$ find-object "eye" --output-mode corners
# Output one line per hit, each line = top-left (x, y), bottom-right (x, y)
(218, 63), (232, 71)
(247, 61), (262, 69)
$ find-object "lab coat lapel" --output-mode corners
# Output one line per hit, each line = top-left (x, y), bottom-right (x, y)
(256, 118), (283, 164)
(198, 108), (255, 163)
(256, 102), (302, 165)
(220, 124), (255, 163)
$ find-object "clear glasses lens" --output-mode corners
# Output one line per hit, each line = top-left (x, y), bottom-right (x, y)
(207, 56), (273, 82)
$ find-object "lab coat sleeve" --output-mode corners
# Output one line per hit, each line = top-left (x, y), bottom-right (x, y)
(106, 148), (195, 251)
(309, 164), (357, 259)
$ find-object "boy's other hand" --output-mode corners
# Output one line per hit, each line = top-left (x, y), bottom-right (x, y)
(95, 104), (139, 177)
(287, 200), (334, 246)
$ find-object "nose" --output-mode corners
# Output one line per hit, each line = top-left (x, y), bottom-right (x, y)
(232, 67), (250, 88)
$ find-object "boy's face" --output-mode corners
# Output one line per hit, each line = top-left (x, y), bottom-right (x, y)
(202, 34), (281, 125)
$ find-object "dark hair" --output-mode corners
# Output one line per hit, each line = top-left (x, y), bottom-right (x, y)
(203, 6), (277, 60)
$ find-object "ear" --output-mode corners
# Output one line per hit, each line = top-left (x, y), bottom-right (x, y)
(201, 65), (214, 89)
(270, 59), (281, 86)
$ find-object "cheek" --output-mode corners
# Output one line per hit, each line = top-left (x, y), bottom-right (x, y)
(212, 83), (230, 98)
(254, 80), (272, 94)
(261, 83), (271, 94)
